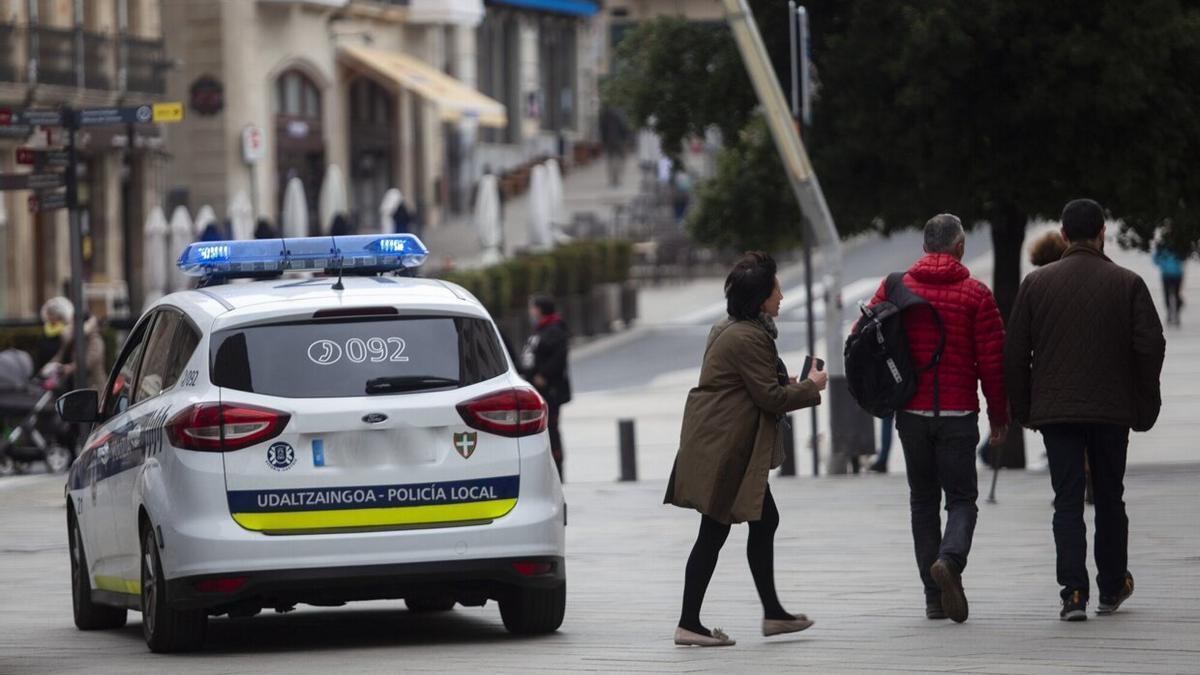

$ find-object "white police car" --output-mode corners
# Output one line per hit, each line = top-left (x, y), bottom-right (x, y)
(57, 234), (565, 653)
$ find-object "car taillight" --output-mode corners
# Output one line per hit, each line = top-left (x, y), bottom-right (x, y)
(165, 403), (290, 452)
(456, 388), (547, 438)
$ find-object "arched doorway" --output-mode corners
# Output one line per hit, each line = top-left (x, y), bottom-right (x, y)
(274, 69), (325, 234)
(348, 77), (396, 232)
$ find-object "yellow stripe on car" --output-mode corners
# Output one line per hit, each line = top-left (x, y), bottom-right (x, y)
(232, 498), (518, 532)
(93, 575), (141, 595)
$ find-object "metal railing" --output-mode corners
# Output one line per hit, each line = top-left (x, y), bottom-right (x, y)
(0, 23), (21, 83)
(30, 25), (76, 88)
(83, 31), (113, 90)
(123, 36), (166, 94)
(0, 21), (165, 95)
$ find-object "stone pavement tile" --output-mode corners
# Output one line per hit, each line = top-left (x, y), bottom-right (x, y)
(1, 463), (1197, 674)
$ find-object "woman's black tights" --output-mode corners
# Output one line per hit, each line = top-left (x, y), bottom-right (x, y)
(678, 487), (792, 636)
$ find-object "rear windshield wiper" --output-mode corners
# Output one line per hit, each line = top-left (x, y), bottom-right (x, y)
(365, 376), (460, 395)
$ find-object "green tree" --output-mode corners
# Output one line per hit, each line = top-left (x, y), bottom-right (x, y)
(607, 1), (1200, 319)
(812, 0), (1200, 317)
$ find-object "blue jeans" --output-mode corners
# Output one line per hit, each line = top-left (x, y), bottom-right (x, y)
(896, 413), (980, 599)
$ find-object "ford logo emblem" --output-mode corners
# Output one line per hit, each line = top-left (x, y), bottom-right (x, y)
(362, 413), (388, 424)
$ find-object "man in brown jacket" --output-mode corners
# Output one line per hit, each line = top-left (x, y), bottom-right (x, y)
(1005, 198), (1166, 622)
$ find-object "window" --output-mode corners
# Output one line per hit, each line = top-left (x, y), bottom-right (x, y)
(134, 311), (179, 403)
(133, 310), (200, 403)
(102, 316), (153, 419)
(211, 316), (507, 399)
(274, 70), (321, 119)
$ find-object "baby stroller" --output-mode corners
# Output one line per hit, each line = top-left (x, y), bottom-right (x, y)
(0, 349), (76, 475)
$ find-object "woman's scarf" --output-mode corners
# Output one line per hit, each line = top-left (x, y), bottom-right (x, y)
(757, 313), (779, 340)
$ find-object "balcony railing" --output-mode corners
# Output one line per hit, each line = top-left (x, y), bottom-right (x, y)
(124, 36), (166, 94)
(0, 21), (166, 95)
(0, 23), (22, 83)
(31, 25), (76, 88)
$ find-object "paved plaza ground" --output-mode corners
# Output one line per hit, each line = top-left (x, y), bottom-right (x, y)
(1, 463), (1197, 674)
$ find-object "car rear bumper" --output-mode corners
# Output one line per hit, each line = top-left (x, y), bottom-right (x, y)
(166, 555), (565, 611)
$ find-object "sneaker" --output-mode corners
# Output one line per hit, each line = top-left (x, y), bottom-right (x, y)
(868, 461), (887, 474)
(926, 597), (947, 620)
(1060, 590), (1087, 621)
(930, 559), (968, 623)
(1098, 573), (1134, 615)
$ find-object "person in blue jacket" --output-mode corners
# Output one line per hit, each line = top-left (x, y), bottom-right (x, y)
(1153, 245), (1185, 326)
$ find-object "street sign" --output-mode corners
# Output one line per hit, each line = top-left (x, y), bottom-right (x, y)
(78, 103), (184, 127)
(0, 108), (64, 127)
(0, 172), (65, 191)
(241, 125), (263, 164)
(28, 190), (68, 213)
(16, 147), (69, 169)
(152, 102), (184, 122)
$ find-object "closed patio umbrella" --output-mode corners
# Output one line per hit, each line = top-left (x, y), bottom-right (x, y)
(194, 204), (218, 237)
(474, 174), (502, 265)
(318, 164), (348, 235)
(527, 164), (553, 252)
(282, 177), (309, 238)
(167, 206), (194, 292)
(229, 190), (254, 241)
(142, 206), (169, 307)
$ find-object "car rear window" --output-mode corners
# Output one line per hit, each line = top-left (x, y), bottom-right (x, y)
(211, 316), (507, 398)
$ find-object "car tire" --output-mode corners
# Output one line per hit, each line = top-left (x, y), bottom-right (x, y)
(499, 582), (565, 635)
(141, 526), (207, 653)
(68, 510), (127, 630)
(405, 597), (457, 613)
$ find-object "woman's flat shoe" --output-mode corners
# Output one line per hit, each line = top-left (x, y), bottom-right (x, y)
(674, 627), (735, 647)
(762, 616), (814, 636)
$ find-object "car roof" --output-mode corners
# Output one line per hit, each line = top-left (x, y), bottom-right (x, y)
(146, 275), (483, 331)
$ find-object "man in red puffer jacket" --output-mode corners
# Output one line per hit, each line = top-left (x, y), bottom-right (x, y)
(863, 213), (1009, 624)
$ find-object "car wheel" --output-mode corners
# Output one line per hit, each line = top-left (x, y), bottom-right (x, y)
(499, 582), (565, 635)
(405, 597), (457, 613)
(68, 510), (127, 630)
(45, 445), (73, 474)
(141, 526), (207, 653)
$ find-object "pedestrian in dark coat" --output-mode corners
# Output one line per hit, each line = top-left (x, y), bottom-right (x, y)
(665, 251), (826, 647)
(519, 295), (571, 480)
(1005, 198), (1166, 621)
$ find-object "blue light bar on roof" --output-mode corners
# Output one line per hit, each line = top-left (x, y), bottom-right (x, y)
(177, 234), (428, 278)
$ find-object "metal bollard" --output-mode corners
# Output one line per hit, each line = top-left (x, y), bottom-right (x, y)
(779, 413), (797, 476)
(618, 419), (637, 482)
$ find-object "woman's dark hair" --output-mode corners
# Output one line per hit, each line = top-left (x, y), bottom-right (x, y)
(725, 251), (777, 320)
(530, 294), (557, 316)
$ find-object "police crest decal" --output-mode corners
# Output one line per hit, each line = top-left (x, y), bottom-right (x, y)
(266, 442), (296, 471)
(453, 432), (478, 459)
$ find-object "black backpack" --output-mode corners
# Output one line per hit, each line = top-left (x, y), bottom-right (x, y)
(844, 272), (945, 418)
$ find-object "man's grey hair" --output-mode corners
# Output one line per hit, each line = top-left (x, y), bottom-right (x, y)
(924, 213), (965, 253)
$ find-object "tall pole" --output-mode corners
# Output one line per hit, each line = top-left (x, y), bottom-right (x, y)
(789, 2), (819, 476)
(723, 0), (845, 471)
(64, 107), (87, 389)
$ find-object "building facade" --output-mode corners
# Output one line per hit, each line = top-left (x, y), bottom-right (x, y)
(0, 0), (168, 319)
(160, 0), (507, 240)
(474, 0), (602, 189)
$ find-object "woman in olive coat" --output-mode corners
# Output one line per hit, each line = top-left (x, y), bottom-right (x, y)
(665, 251), (827, 647)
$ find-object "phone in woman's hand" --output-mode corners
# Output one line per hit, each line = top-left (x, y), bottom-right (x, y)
(800, 356), (825, 380)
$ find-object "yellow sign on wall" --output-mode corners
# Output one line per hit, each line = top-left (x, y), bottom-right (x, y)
(151, 103), (183, 123)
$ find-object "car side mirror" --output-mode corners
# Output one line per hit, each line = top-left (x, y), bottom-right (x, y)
(57, 389), (100, 423)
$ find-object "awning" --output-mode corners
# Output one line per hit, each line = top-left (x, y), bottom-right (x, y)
(487, 0), (598, 16)
(339, 45), (507, 128)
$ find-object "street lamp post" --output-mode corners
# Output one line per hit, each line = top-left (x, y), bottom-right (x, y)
(722, 0), (855, 474)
